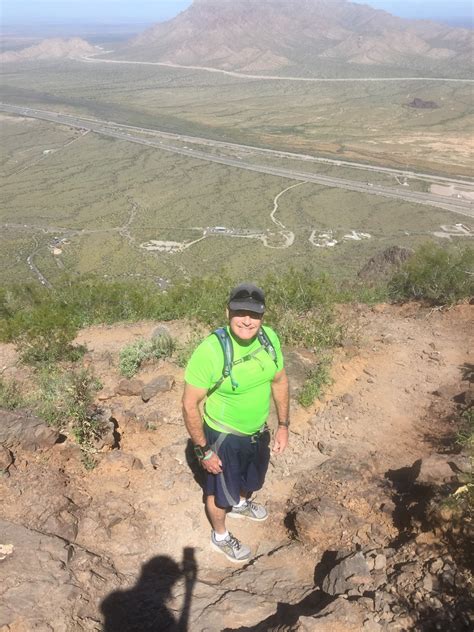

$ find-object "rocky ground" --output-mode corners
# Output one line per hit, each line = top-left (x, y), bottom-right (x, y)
(0, 302), (472, 631)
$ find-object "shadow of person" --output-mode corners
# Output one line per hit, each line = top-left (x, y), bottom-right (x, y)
(101, 548), (197, 632)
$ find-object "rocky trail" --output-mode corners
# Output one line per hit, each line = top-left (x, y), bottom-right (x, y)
(0, 303), (472, 631)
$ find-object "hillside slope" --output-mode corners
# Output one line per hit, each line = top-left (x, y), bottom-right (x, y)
(114, 0), (473, 76)
(0, 37), (102, 63)
(1, 302), (472, 629)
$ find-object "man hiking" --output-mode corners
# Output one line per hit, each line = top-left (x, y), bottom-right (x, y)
(182, 282), (289, 562)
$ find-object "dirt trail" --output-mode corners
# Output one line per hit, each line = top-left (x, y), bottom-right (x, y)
(76, 303), (471, 570)
(0, 303), (472, 630)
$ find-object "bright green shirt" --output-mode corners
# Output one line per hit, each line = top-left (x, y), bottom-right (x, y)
(184, 325), (284, 435)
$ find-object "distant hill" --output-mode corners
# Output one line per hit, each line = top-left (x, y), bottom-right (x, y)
(0, 37), (101, 63)
(112, 0), (473, 76)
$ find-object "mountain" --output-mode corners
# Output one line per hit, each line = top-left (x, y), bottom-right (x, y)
(115, 0), (473, 75)
(0, 38), (102, 63)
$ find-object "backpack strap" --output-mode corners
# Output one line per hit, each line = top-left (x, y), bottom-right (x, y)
(257, 326), (278, 367)
(207, 327), (238, 396)
(207, 326), (278, 397)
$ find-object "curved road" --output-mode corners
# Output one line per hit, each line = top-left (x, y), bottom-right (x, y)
(79, 55), (474, 84)
(1, 103), (473, 218)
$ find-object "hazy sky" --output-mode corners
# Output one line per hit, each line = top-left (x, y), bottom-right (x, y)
(2, 0), (473, 26)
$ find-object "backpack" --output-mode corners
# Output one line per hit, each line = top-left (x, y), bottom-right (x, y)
(207, 326), (278, 397)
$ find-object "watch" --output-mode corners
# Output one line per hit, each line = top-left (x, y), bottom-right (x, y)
(278, 421), (290, 427)
(194, 444), (212, 460)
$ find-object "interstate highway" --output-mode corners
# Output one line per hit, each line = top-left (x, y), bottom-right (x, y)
(2, 103), (473, 219)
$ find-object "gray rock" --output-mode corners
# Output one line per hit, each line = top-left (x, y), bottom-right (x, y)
(341, 393), (354, 405)
(0, 518), (122, 630)
(374, 554), (387, 570)
(322, 551), (372, 595)
(423, 573), (434, 592)
(447, 454), (471, 474)
(115, 379), (144, 396)
(99, 451), (144, 471)
(141, 375), (175, 402)
(416, 454), (456, 485)
(0, 409), (59, 451)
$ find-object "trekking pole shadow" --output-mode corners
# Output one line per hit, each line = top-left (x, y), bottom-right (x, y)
(101, 548), (197, 631)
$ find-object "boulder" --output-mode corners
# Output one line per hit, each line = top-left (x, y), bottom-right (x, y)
(283, 349), (316, 397)
(297, 595), (381, 631)
(0, 409), (59, 451)
(0, 518), (122, 631)
(141, 375), (175, 402)
(321, 551), (372, 596)
(416, 455), (456, 485)
(115, 379), (144, 396)
(294, 497), (364, 548)
(109, 407), (147, 434)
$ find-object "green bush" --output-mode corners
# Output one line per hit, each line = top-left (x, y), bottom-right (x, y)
(269, 306), (343, 349)
(389, 243), (474, 305)
(2, 302), (85, 365)
(34, 366), (102, 467)
(298, 357), (332, 408)
(34, 366), (100, 428)
(119, 332), (175, 377)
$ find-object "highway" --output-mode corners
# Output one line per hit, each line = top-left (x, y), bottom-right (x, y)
(2, 102), (473, 219)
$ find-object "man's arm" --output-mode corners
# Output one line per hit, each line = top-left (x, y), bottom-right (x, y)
(271, 368), (289, 454)
(182, 383), (223, 474)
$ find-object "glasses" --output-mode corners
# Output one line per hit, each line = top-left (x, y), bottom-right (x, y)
(231, 290), (264, 301)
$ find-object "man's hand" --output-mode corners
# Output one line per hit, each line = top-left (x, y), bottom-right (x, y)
(273, 426), (289, 454)
(200, 451), (223, 474)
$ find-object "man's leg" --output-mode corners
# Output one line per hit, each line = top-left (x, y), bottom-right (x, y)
(205, 494), (227, 534)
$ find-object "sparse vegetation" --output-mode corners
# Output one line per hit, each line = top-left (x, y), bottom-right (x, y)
(34, 366), (103, 467)
(297, 357), (332, 408)
(174, 331), (205, 368)
(389, 243), (474, 305)
(0, 376), (26, 410)
(119, 332), (175, 377)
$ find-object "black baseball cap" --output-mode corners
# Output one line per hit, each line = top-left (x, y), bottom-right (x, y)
(228, 283), (265, 314)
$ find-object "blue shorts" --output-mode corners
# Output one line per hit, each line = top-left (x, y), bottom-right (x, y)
(202, 424), (271, 509)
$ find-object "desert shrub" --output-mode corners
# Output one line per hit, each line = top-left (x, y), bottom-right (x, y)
(298, 357), (332, 408)
(174, 331), (205, 367)
(0, 377), (26, 410)
(35, 366), (100, 427)
(264, 268), (337, 312)
(56, 278), (167, 324)
(269, 306), (343, 350)
(457, 407), (474, 452)
(388, 243), (474, 305)
(161, 275), (233, 325)
(119, 332), (175, 377)
(5, 304), (85, 365)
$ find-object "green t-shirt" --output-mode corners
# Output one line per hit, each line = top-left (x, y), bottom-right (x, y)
(184, 325), (284, 435)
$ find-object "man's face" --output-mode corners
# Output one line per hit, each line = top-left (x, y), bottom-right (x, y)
(227, 309), (263, 342)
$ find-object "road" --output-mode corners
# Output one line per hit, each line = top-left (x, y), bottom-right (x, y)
(1, 103), (473, 218)
(79, 55), (474, 84)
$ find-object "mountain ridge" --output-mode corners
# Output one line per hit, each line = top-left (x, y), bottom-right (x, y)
(112, 0), (473, 76)
(0, 37), (102, 63)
